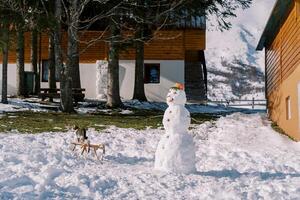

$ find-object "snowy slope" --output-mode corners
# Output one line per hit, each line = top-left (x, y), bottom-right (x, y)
(1, 113), (300, 199)
(206, 0), (277, 100)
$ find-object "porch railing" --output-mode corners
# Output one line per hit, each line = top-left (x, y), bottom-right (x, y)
(208, 98), (267, 109)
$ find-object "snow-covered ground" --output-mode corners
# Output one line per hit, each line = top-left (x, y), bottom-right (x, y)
(1, 113), (300, 199)
(0, 102), (28, 114)
(0, 98), (266, 115)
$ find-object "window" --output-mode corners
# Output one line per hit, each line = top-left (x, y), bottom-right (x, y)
(144, 63), (160, 84)
(42, 59), (60, 82)
(286, 96), (292, 120)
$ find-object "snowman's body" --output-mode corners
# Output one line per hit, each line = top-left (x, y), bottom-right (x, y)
(154, 87), (196, 174)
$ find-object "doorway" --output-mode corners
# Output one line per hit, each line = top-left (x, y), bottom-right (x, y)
(184, 50), (207, 102)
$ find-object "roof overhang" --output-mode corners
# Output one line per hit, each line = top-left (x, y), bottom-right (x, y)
(256, 0), (294, 50)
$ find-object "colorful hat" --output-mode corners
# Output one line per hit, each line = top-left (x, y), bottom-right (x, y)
(172, 83), (184, 90)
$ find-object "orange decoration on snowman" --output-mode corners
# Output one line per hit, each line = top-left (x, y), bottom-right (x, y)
(175, 83), (184, 90)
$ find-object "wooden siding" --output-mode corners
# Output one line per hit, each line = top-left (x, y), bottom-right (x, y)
(1, 30), (205, 63)
(4, 32), (107, 63)
(266, 3), (300, 96)
(120, 30), (205, 60)
(297, 0), (300, 19)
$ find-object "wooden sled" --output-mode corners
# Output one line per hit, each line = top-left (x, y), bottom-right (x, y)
(71, 142), (105, 161)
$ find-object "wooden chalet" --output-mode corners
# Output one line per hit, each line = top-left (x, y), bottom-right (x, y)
(0, 16), (207, 102)
(257, 0), (300, 140)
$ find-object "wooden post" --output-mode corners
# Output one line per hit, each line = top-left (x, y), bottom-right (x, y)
(296, 0), (300, 20)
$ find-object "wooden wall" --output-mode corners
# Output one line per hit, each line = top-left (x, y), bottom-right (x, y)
(1, 29), (205, 63)
(266, 2), (300, 96)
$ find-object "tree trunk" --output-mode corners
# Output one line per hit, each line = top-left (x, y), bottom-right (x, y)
(67, 0), (82, 102)
(48, 34), (56, 90)
(132, 28), (147, 101)
(200, 50), (208, 99)
(16, 30), (25, 97)
(68, 31), (80, 89)
(68, 0), (81, 88)
(1, 22), (9, 104)
(106, 21), (123, 108)
(30, 29), (39, 94)
(54, 0), (74, 113)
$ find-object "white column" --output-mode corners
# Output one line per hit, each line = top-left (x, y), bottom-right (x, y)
(96, 60), (108, 100)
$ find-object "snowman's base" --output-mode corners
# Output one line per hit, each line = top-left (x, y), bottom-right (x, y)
(154, 132), (196, 174)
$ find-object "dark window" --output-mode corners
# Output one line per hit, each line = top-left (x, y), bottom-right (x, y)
(286, 96), (291, 120)
(42, 59), (60, 82)
(144, 63), (160, 84)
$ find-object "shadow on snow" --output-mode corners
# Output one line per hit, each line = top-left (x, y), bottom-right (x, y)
(197, 169), (300, 180)
(105, 153), (153, 165)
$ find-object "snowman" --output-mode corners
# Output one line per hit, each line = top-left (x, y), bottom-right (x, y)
(154, 83), (196, 174)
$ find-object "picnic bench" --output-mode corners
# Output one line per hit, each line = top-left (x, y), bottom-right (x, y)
(38, 88), (85, 102)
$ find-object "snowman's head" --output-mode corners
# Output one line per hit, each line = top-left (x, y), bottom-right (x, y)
(166, 84), (187, 106)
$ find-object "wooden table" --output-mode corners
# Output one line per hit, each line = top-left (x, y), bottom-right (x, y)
(38, 88), (86, 102)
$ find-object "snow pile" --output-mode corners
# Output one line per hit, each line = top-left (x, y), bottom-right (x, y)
(0, 102), (28, 113)
(96, 60), (108, 100)
(1, 98), (60, 113)
(1, 113), (300, 199)
(155, 88), (196, 173)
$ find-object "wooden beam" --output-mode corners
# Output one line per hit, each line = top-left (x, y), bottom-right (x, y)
(296, 0), (300, 20)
